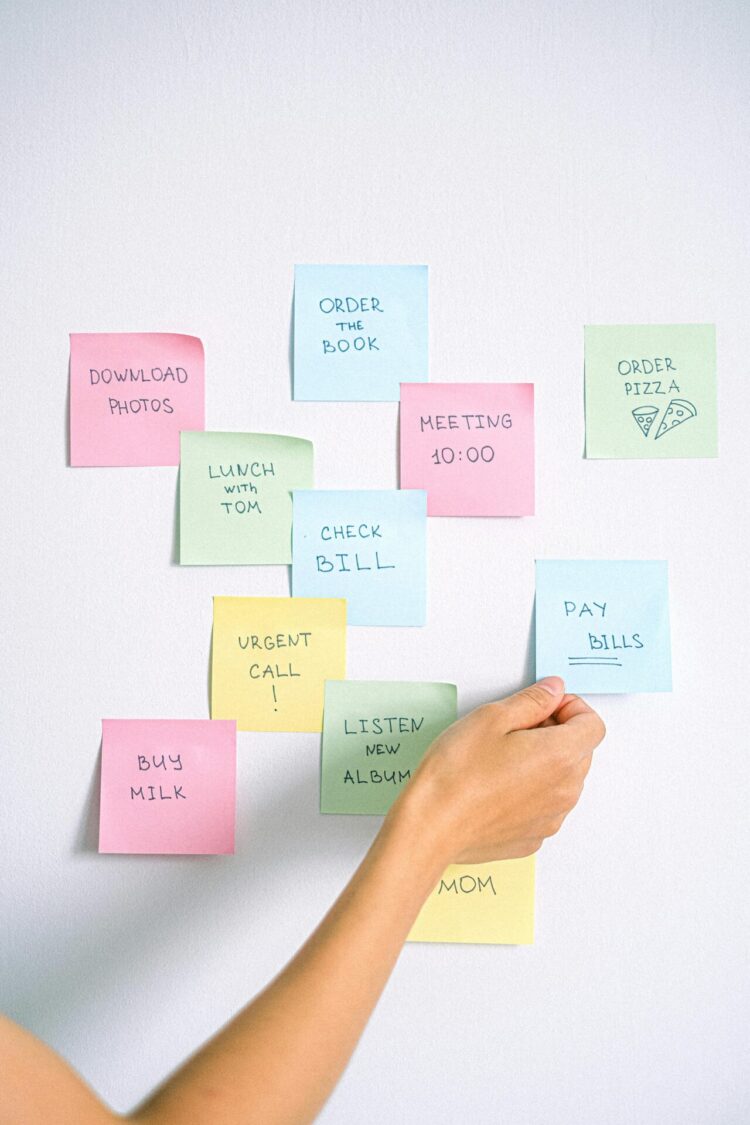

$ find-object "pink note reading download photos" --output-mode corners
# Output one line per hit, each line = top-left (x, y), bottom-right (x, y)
(399, 382), (535, 516)
(98, 719), (237, 855)
(70, 332), (205, 466)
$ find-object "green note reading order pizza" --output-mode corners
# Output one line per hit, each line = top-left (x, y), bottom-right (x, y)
(321, 680), (457, 815)
(584, 324), (717, 459)
(179, 431), (313, 564)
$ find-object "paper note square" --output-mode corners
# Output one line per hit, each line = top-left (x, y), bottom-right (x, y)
(399, 382), (535, 516)
(98, 719), (236, 855)
(70, 332), (205, 466)
(179, 432), (314, 565)
(408, 858), (535, 945)
(211, 597), (346, 732)
(321, 680), (457, 814)
(293, 264), (428, 401)
(535, 560), (672, 693)
(584, 324), (717, 458)
(292, 490), (427, 626)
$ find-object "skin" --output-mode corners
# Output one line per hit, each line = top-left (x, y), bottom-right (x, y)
(1, 677), (605, 1125)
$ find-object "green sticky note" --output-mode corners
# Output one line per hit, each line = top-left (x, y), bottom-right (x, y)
(179, 431), (314, 564)
(321, 680), (457, 815)
(584, 324), (717, 458)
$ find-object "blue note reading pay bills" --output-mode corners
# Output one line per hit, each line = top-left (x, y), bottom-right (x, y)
(535, 560), (672, 693)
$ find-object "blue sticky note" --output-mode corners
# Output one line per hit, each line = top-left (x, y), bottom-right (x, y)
(293, 264), (428, 401)
(292, 490), (427, 626)
(535, 560), (672, 693)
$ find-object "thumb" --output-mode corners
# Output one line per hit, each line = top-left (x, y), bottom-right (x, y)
(494, 677), (566, 732)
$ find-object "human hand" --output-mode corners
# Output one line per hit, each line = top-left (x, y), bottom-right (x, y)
(389, 677), (605, 867)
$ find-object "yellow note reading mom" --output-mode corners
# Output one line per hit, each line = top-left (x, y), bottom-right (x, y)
(408, 857), (535, 945)
(211, 596), (346, 732)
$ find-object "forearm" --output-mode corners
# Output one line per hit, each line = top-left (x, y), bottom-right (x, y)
(133, 795), (445, 1125)
(3, 682), (601, 1125)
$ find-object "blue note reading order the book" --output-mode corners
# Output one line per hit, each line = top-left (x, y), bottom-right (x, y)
(535, 560), (672, 693)
(293, 264), (428, 401)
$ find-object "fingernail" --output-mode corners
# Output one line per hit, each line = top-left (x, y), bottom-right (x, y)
(536, 676), (564, 695)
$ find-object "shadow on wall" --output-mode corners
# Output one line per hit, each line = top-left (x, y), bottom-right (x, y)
(75, 741), (103, 852)
(9, 601), (538, 1038)
(525, 601), (536, 685)
(170, 469), (180, 565)
(206, 622), (213, 716)
(5, 740), (378, 1038)
(288, 291), (294, 399)
(65, 356), (71, 467)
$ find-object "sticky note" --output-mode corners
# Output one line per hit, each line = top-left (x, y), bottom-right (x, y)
(98, 719), (236, 855)
(408, 858), (535, 944)
(211, 596), (346, 732)
(293, 264), (428, 401)
(321, 680), (457, 814)
(179, 432), (314, 565)
(292, 490), (427, 626)
(399, 382), (535, 516)
(535, 560), (672, 693)
(70, 332), (205, 466)
(584, 324), (717, 458)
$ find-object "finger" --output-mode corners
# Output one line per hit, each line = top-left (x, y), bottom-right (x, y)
(538, 695), (583, 725)
(493, 677), (566, 732)
(552, 695), (606, 748)
(551, 693), (596, 722)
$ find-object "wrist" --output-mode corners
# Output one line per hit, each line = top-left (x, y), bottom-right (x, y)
(380, 777), (455, 887)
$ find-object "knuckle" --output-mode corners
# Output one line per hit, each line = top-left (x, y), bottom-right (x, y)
(553, 740), (577, 772)
(575, 758), (592, 786)
(590, 714), (607, 744)
(476, 702), (506, 726)
(551, 783), (580, 816)
(559, 737), (593, 775)
(545, 816), (566, 837)
(565, 783), (584, 811)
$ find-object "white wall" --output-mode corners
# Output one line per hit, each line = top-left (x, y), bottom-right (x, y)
(2, 2), (748, 1121)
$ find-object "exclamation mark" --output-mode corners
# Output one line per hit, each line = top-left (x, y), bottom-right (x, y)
(271, 684), (278, 712)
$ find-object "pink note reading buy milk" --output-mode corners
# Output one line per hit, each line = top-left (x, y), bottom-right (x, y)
(98, 719), (236, 854)
(399, 382), (535, 516)
(70, 332), (205, 466)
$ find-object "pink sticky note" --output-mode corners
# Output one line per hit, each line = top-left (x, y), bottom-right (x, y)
(399, 382), (535, 516)
(98, 719), (236, 855)
(70, 333), (205, 466)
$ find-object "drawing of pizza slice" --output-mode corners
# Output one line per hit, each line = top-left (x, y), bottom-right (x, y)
(632, 405), (659, 437)
(654, 398), (698, 440)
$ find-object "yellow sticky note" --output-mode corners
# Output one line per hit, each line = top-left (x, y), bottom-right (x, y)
(408, 857), (535, 945)
(211, 596), (346, 732)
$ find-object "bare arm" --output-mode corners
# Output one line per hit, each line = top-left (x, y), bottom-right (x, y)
(134, 809), (445, 1124)
(2, 679), (605, 1125)
(1, 1014), (119, 1124)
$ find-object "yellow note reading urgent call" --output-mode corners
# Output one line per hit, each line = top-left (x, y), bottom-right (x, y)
(211, 596), (347, 732)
